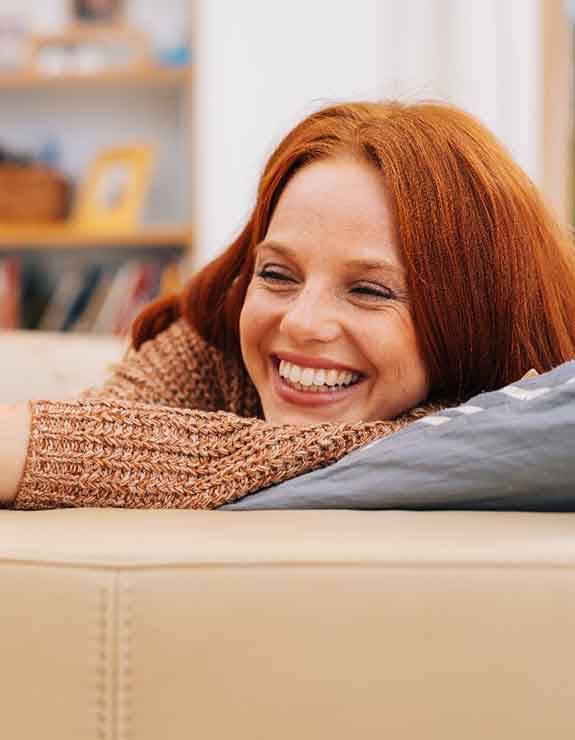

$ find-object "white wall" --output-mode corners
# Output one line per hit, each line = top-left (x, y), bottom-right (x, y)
(377, 0), (541, 181)
(194, 0), (382, 266)
(195, 0), (544, 265)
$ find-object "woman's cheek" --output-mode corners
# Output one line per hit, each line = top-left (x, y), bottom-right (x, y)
(244, 288), (278, 335)
(240, 290), (271, 372)
(238, 293), (256, 367)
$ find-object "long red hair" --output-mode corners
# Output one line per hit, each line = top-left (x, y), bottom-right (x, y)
(133, 101), (575, 402)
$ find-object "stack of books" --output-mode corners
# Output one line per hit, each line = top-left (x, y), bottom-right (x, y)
(0, 256), (184, 334)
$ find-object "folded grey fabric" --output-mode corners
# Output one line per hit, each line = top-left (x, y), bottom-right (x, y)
(222, 360), (575, 511)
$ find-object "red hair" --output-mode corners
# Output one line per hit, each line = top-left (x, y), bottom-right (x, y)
(133, 101), (575, 402)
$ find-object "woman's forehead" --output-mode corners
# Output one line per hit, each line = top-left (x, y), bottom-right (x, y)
(263, 158), (403, 269)
(271, 157), (394, 228)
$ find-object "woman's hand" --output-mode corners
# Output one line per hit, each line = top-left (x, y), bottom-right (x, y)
(0, 402), (31, 507)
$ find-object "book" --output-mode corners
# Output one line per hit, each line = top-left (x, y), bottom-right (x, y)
(61, 265), (103, 332)
(70, 270), (115, 334)
(0, 257), (21, 329)
(114, 262), (156, 336)
(92, 260), (143, 335)
(37, 269), (86, 332)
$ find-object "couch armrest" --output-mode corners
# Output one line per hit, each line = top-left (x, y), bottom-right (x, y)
(1, 509), (574, 739)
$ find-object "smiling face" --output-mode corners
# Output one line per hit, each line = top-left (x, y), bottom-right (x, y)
(239, 156), (430, 425)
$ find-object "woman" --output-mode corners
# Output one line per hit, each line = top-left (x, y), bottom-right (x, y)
(2, 100), (574, 509)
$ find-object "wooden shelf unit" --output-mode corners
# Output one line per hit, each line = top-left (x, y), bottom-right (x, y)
(0, 66), (190, 90)
(0, 225), (193, 250)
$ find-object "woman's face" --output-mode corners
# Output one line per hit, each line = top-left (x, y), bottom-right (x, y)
(239, 157), (429, 425)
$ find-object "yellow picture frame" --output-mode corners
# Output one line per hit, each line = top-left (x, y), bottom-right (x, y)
(71, 144), (155, 232)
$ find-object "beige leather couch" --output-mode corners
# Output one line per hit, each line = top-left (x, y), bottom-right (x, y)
(1, 330), (575, 739)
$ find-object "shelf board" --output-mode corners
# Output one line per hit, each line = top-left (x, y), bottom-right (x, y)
(0, 66), (191, 90)
(0, 225), (193, 250)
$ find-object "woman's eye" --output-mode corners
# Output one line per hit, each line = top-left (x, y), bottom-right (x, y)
(255, 268), (395, 300)
(352, 284), (395, 300)
(256, 267), (295, 283)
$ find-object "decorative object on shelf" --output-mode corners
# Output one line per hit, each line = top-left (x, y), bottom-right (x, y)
(156, 40), (191, 69)
(0, 14), (29, 72)
(70, 0), (124, 27)
(28, 28), (150, 77)
(153, 26), (191, 69)
(0, 144), (33, 167)
(0, 145), (71, 224)
(71, 144), (155, 232)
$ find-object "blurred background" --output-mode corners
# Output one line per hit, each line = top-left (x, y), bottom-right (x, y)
(0, 0), (572, 335)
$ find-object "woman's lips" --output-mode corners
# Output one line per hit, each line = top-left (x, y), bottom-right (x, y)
(273, 351), (361, 373)
(269, 357), (366, 407)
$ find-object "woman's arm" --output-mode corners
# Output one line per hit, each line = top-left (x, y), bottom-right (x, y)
(0, 403), (31, 506)
(14, 397), (408, 510)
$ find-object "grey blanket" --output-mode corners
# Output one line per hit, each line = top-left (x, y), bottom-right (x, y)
(223, 360), (575, 511)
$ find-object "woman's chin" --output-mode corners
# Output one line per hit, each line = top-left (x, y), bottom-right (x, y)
(262, 399), (366, 426)
(264, 410), (344, 426)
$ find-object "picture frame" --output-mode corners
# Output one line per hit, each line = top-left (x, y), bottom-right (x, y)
(71, 144), (155, 232)
(69, 0), (124, 27)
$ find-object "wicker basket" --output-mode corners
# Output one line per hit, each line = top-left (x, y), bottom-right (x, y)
(0, 164), (71, 223)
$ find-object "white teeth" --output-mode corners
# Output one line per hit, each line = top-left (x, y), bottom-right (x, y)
(325, 369), (339, 386)
(314, 369), (326, 386)
(289, 364), (301, 383)
(300, 368), (314, 386)
(278, 360), (360, 389)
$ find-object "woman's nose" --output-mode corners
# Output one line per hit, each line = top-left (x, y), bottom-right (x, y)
(278, 286), (341, 344)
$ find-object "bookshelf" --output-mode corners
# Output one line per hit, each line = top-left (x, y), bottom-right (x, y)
(0, 67), (190, 90)
(0, 225), (192, 250)
(0, 7), (193, 335)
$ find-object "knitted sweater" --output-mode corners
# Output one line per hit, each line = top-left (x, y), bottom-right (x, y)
(14, 319), (440, 510)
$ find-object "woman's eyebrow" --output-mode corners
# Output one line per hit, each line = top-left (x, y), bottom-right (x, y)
(256, 240), (405, 276)
(255, 240), (295, 257)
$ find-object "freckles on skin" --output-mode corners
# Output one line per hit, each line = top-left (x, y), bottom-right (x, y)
(239, 156), (430, 424)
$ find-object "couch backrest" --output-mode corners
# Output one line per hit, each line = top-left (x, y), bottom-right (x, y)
(1, 330), (124, 402)
(1, 508), (575, 739)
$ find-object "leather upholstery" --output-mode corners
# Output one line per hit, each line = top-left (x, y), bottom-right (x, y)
(1, 509), (575, 739)
(2, 331), (575, 738)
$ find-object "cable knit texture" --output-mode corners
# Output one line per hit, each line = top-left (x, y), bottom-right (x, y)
(13, 319), (441, 509)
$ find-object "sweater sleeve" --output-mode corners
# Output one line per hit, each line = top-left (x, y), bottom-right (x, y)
(13, 399), (413, 510)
